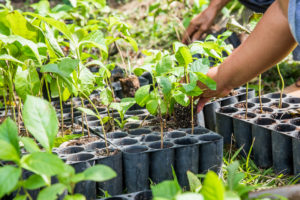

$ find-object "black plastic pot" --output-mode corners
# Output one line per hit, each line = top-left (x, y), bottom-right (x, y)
(198, 134), (223, 174)
(67, 153), (96, 200)
(148, 141), (175, 184)
(174, 137), (199, 189)
(233, 112), (257, 157)
(252, 118), (275, 168)
(272, 124), (295, 174)
(138, 76), (149, 87)
(216, 106), (239, 144)
(123, 145), (150, 193)
(203, 101), (221, 131)
(96, 148), (123, 196)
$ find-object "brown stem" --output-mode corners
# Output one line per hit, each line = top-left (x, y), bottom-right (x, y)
(71, 95), (74, 131)
(245, 83), (249, 119)
(80, 97), (90, 137)
(56, 78), (64, 137)
(158, 107), (164, 149)
(191, 97), (194, 134)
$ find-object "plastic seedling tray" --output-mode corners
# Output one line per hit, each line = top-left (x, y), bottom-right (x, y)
(215, 93), (300, 174)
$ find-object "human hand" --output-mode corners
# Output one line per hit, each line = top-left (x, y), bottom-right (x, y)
(195, 67), (232, 112)
(182, 7), (218, 44)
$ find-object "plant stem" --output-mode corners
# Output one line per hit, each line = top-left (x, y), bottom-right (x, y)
(71, 95), (74, 131)
(80, 97), (90, 137)
(191, 97), (194, 134)
(81, 92), (109, 155)
(45, 75), (51, 102)
(56, 78), (64, 137)
(3, 88), (7, 117)
(245, 83), (249, 119)
(258, 74), (263, 113)
(158, 107), (164, 149)
(115, 42), (128, 77)
(277, 64), (284, 108)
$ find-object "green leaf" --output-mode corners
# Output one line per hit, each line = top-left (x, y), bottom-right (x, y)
(41, 58), (79, 78)
(151, 180), (181, 199)
(187, 171), (201, 192)
(31, 0), (50, 16)
(190, 59), (210, 74)
(176, 193), (204, 200)
(44, 23), (64, 57)
(21, 152), (72, 177)
(156, 55), (172, 75)
(78, 67), (95, 97)
(0, 35), (42, 64)
(224, 191), (241, 200)
(0, 166), (22, 198)
(146, 99), (159, 115)
(100, 88), (113, 106)
(158, 77), (172, 96)
(25, 12), (73, 41)
(195, 72), (216, 90)
(0, 118), (20, 155)
(15, 66), (41, 101)
(125, 36), (138, 52)
(173, 91), (190, 107)
(81, 165), (116, 182)
(77, 107), (98, 118)
(0, 54), (24, 65)
(175, 46), (193, 66)
(23, 174), (46, 190)
(135, 85), (150, 107)
(64, 194), (86, 200)
(23, 96), (58, 152)
(14, 195), (27, 200)
(58, 58), (79, 76)
(227, 161), (244, 191)
(6, 11), (38, 42)
(185, 87), (203, 97)
(19, 137), (40, 153)
(0, 140), (20, 163)
(37, 183), (66, 200)
(79, 30), (108, 59)
(201, 171), (224, 200)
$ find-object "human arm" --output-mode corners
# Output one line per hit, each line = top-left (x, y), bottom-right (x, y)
(182, 0), (231, 44)
(196, 0), (297, 112)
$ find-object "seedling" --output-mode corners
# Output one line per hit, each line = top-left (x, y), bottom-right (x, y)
(110, 98), (137, 130)
(277, 64), (285, 108)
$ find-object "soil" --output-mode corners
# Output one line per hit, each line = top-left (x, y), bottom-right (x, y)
(119, 75), (140, 97)
(234, 113), (255, 119)
(146, 117), (177, 132)
(96, 148), (119, 157)
(253, 109), (273, 114)
(234, 102), (248, 108)
(173, 103), (197, 129)
(59, 135), (100, 148)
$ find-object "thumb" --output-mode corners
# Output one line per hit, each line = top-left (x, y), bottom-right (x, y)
(197, 97), (210, 113)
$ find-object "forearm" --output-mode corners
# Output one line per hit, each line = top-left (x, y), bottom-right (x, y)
(212, 0), (297, 93)
(209, 0), (231, 12)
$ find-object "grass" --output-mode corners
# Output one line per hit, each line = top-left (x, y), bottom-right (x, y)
(221, 140), (299, 191)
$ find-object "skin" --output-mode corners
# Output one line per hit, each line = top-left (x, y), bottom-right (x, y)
(196, 0), (297, 112)
(182, 0), (230, 44)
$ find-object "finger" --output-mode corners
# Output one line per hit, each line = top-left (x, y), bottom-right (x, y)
(182, 24), (198, 44)
(197, 97), (210, 113)
(192, 29), (204, 42)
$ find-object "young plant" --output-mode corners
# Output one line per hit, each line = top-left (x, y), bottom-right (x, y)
(110, 98), (137, 130)
(258, 74), (263, 113)
(277, 64), (285, 108)
(0, 95), (116, 200)
(150, 161), (258, 200)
